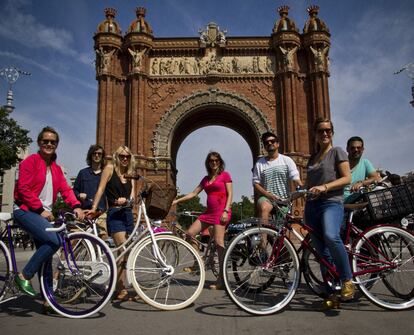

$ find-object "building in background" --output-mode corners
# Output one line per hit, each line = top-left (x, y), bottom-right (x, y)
(0, 149), (29, 213)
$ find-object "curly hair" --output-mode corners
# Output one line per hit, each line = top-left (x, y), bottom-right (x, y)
(86, 144), (105, 168)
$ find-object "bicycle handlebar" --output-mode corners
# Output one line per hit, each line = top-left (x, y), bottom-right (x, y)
(46, 211), (94, 233)
(169, 211), (201, 218)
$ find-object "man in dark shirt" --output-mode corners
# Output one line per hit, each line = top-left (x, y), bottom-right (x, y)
(73, 144), (108, 239)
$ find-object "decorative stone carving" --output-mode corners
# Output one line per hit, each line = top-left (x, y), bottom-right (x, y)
(128, 47), (147, 72)
(150, 54), (275, 76)
(310, 45), (329, 72)
(199, 22), (227, 47)
(95, 47), (116, 74)
(147, 82), (178, 111)
(249, 81), (276, 109)
(279, 46), (298, 71)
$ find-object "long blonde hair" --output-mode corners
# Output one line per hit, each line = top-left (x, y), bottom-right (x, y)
(112, 146), (135, 176)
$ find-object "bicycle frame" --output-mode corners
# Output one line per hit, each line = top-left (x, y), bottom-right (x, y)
(0, 212), (99, 302)
(288, 207), (402, 284)
(95, 195), (170, 270)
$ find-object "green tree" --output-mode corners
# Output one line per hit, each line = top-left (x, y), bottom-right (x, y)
(174, 195), (206, 229)
(0, 107), (32, 173)
(230, 196), (255, 223)
(52, 195), (72, 218)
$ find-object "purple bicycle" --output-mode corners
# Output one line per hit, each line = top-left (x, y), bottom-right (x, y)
(0, 211), (117, 318)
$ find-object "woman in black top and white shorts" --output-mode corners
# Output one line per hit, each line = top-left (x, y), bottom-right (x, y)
(88, 145), (135, 301)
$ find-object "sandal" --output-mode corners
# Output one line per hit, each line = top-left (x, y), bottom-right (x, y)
(130, 295), (140, 302)
(115, 289), (130, 301)
(42, 302), (57, 315)
(209, 283), (225, 290)
(183, 265), (199, 273)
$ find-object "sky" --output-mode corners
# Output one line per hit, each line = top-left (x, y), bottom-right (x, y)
(1, 0), (413, 203)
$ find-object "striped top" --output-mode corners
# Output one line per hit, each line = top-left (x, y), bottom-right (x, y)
(252, 154), (300, 199)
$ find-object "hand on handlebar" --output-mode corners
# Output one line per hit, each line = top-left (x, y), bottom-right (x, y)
(41, 210), (55, 222)
(309, 185), (327, 195)
(85, 208), (100, 219)
(115, 197), (127, 206)
(73, 208), (85, 221)
(267, 193), (281, 203)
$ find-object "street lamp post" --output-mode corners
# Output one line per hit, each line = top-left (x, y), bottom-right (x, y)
(238, 202), (243, 220)
(0, 66), (31, 112)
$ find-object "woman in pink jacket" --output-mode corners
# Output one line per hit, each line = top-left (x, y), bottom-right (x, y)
(13, 126), (84, 301)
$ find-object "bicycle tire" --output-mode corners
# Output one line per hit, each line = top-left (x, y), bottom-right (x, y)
(136, 236), (180, 290)
(0, 241), (12, 302)
(223, 227), (300, 315)
(40, 232), (117, 318)
(301, 248), (331, 298)
(204, 241), (219, 278)
(352, 226), (414, 310)
(127, 234), (205, 310)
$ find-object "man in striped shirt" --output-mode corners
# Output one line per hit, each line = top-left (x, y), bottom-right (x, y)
(252, 132), (303, 223)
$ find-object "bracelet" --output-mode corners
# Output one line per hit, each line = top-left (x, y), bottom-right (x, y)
(223, 209), (229, 213)
(324, 184), (328, 192)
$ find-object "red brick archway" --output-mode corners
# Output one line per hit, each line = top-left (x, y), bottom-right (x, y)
(94, 5), (331, 191)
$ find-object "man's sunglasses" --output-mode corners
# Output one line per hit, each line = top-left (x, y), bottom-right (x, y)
(264, 139), (278, 145)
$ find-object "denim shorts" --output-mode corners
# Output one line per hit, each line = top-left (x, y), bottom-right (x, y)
(107, 207), (134, 235)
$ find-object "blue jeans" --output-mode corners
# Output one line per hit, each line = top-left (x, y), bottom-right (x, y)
(13, 209), (61, 280)
(304, 199), (352, 286)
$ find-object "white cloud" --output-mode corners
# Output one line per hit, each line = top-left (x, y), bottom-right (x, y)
(0, 0), (88, 64)
(330, 5), (414, 176)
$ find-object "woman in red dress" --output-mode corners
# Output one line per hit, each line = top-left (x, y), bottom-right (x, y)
(173, 151), (233, 289)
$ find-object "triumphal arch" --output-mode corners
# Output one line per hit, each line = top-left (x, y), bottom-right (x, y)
(94, 5), (331, 191)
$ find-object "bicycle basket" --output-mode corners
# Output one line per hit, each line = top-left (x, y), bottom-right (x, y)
(405, 181), (414, 206)
(359, 184), (414, 223)
(145, 184), (177, 220)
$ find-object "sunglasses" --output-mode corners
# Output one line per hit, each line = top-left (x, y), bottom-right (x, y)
(317, 128), (333, 135)
(264, 139), (277, 145)
(119, 154), (131, 160)
(93, 152), (103, 156)
(41, 139), (58, 146)
(209, 159), (220, 163)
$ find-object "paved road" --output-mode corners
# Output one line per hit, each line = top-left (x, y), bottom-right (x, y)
(1, 248), (413, 335)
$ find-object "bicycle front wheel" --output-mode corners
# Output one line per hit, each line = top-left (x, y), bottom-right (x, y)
(204, 240), (219, 278)
(352, 226), (414, 310)
(128, 235), (205, 310)
(301, 248), (329, 298)
(40, 232), (117, 318)
(0, 241), (12, 302)
(223, 227), (300, 315)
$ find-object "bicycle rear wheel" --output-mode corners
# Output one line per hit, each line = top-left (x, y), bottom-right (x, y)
(0, 241), (12, 302)
(128, 235), (205, 310)
(352, 226), (414, 310)
(223, 227), (300, 315)
(40, 232), (117, 318)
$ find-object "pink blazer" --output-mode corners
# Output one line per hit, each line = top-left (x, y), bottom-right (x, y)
(14, 153), (80, 213)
